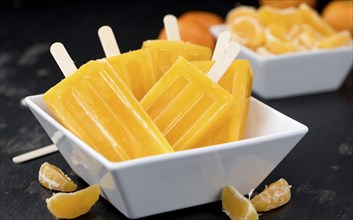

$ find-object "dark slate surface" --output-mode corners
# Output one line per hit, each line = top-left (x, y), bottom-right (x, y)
(1, 0), (352, 219)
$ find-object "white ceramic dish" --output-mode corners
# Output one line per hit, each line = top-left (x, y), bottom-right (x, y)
(26, 95), (308, 219)
(211, 24), (353, 99)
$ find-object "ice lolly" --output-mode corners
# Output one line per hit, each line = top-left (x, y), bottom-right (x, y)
(192, 60), (253, 145)
(44, 43), (174, 162)
(142, 15), (212, 81)
(140, 42), (240, 151)
(98, 26), (156, 101)
(191, 32), (253, 145)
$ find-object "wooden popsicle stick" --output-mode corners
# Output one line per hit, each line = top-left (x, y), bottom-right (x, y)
(163, 14), (181, 41)
(12, 144), (58, 164)
(207, 42), (240, 83)
(13, 43), (76, 164)
(98, 25), (121, 58)
(212, 31), (232, 62)
(50, 42), (77, 77)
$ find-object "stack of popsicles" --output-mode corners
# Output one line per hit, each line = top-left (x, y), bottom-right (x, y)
(43, 15), (253, 162)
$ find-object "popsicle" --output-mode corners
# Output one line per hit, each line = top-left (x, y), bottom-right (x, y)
(142, 14), (212, 81)
(43, 43), (174, 162)
(191, 32), (253, 145)
(98, 26), (156, 101)
(140, 42), (240, 151)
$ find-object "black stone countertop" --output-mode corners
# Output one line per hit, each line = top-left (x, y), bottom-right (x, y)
(1, 0), (352, 219)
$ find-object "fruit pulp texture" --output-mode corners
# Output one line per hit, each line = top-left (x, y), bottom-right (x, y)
(142, 40), (212, 81)
(106, 49), (156, 101)
(191, 60), (253, 146)
(43, 60), (174, 162)
(140, 57), (236, 151)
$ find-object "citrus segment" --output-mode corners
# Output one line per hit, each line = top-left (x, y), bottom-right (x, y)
(226, 6), (258, 23)
(228, 16), (265, 49)
(39, 162), (77, 192)
(265, 24), (300, 54)
(258, 5), (300, 29)
(317, 31), (352, 49)
(251, 178), (291, 212)
(46, 184), (100, 219)
(299, 3), (336, 36)
(222, 185), (259, 220)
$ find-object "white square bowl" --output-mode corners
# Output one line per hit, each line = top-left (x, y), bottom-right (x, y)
(211, 24), (353, 99)
(26, 95), (308, 219)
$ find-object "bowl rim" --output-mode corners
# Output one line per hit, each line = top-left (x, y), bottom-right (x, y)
(210, 24), (353, 61)
(25, 94), (308, 171)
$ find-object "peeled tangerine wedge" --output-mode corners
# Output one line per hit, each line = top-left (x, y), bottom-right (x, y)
(222, 185), (259, 220)
(299, 3), (336, 36)
(317, 31), (352, 49)
(46, 184), (100, 219)
(258, 5), (300, 30)
(226, 5), (258, 23)
(265, 24), (300, 54)
(227, 16), (265, 49)
(251, 178), (291, 212)
(39, 162), (77, 192)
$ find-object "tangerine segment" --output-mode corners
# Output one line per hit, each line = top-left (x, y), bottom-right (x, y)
(226, 6), (258, 23)
(258, 5), (300, 29)
(251, 178), (291, 212)
(222, 185), (258, 220)
(228, 16), (265, 49)
(265, 24), (300, 54)
(46, 184), (100, 219)
(39, 162), (77, 192)
(317, 31), (352, 49)
(299, 3), (336, 36)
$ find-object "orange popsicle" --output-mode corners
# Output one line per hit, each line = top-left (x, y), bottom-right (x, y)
(142, 15), (212, 81)
(44, 43), (174, 162)
(98, 26), (156, 100)
(140, 43), (240, 151)
(191, 31), (253, 145)
(192, 60), (253, 145)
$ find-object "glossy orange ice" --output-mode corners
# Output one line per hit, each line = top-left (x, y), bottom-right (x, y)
(98, 26), (156, 101)
(106, 49), (156, 100)
(142, 40), (212, 81)
(140, 57), (237, 151)
(191, 60), (253, 145)
(43, 59), (174, 162)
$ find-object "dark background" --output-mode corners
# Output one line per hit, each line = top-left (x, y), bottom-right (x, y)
(1, 0), (352, 220)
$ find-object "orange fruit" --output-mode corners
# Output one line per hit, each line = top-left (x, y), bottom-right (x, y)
(322, 0), (353, 35)
(222, 185), (259, 220)
(179, 11), (224, 30)
(39, 162), (77, 192)
(226, 5), (258, 23)
(158, 11), (224, 50)
(265, 24), (300, 54)
(317, 30), (352, 49)
(251, 178), (291, 212)
(258, 5), (301, 29)
(259, 0), (316, 8)
(228, 16), (265, 49)
(46, 184), (100, 219)
(299, 3), (336, 36)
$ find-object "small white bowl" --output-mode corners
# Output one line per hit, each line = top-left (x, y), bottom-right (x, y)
(211, 24), (353, 99)
(26, 95), (308, 219)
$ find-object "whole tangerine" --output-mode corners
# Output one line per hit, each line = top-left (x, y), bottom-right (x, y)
(259, 0), (317, 8)
(178, 11), (224, 30)
(158, 19), (216, 50)
(322, 0), (353, 35)
(158, 11), (224, 50)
